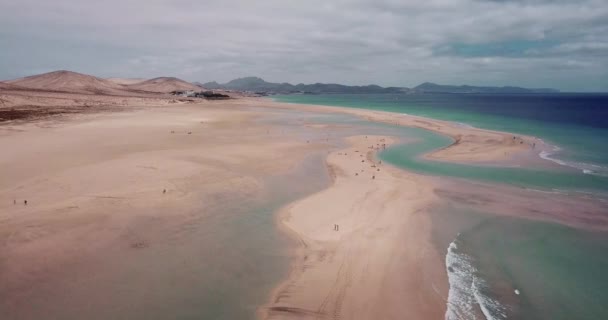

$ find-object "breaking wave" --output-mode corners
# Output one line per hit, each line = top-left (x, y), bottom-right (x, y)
(445, 237), (508, 320)
(538, 143), (608, 177)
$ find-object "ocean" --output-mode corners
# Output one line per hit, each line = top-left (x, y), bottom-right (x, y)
(274, 93), (608, 320)
(436, 207), (608, 320)
(275, 93), (608, 178)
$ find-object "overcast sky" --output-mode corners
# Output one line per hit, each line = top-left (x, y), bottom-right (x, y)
(1, 0), (607, 91)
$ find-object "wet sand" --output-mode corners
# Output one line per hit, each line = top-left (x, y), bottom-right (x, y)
(0, 102), (333, 319)
(249, 98), (542, 164)
(255, 98), (608, 320)
(2, 95), (599, 320)
(263, 136), (447, 319)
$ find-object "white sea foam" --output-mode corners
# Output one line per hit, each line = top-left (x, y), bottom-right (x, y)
(473, 280), (508, 320)
(538, 143), (608, 177)
(445, 238), (509, 320)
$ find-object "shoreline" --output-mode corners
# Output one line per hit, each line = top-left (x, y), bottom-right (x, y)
(259, 97), (551, 166)
(266, 97), (608, 176)
(0, 102), (337, 320)
(253, 97), (606, 319)
(3, 95), (603, 319)
(262, 135), (448, 319)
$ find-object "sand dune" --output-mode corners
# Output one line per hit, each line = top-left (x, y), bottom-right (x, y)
(125, 77), (201, 93)
(6, 70), (135, 95)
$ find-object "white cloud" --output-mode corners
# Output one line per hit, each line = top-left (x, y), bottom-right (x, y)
(0, 0), (607, 91)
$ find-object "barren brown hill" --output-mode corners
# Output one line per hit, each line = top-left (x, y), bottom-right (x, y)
(0, 82), (20, 90)
(106, 77), (146, 85)
(125, 77), (200, 93)
(6, 70), (133, 95)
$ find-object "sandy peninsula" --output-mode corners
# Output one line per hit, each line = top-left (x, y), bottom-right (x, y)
(263, 135), (447, 319)
(235, 98), (542, 164)
(252, 98), (608, 319)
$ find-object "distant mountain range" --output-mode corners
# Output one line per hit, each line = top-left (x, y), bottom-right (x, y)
(2, 71), (560, 95)
(200, 77), (559, 94)
(199, 77), (408, 94)
(413, 82), (559, 94)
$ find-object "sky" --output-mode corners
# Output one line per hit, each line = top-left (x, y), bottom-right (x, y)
(1, 0), (607, 91)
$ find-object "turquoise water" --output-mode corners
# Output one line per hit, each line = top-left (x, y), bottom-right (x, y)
(273, 94), (608, 320)
(1, 110), (335, 320)
(275, 93), (608, 177)
(444, 211), (608, 320)
(279, 95), (608, 191)
(379, 130), (608, 192)
(479, 218), (608, 320)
